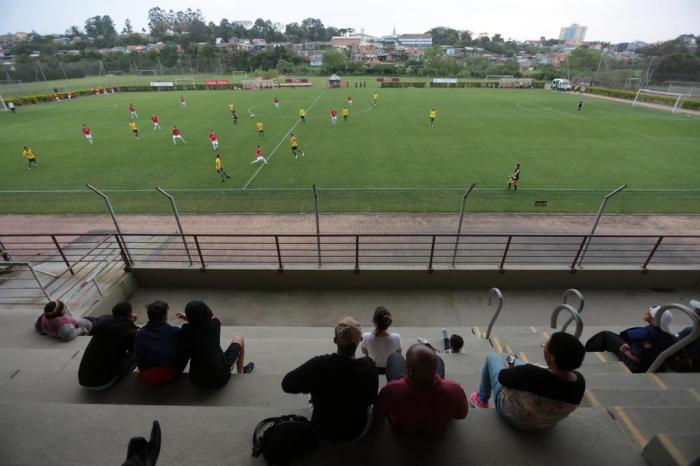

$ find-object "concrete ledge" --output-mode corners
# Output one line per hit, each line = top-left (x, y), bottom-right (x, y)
(130, 266), (700, 289)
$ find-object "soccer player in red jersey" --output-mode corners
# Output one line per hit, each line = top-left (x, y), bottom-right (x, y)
(273, 96), (280, 110)
(129, 103), (138, 118)
(150, 114), (161, 131)
(172, 127), (186, 145)
(81, 124), (94, 144)
(208, 129), (219, 150)
(251, 145), (268, 165)
(330, 108), (337, 125)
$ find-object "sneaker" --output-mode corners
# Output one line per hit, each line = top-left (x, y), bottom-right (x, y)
(243, 362), (255, 374)
(469, 392), (488, 409)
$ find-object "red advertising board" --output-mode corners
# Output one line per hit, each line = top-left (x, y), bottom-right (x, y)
(205, 80), (230, 85)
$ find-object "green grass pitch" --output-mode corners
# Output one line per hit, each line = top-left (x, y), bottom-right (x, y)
(1, 86), (699, 214)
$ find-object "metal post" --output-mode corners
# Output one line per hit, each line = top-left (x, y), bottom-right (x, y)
(51, 235), (74, 275)
(312, 185), (321, 266)
(499, 236), (512, 272)
(354, 235), (360, 273)
(87, 184), (133, 266)
(428, 235), (436, 273)
(577, 185), (626, 267)
(642, 236), (664, 271)
(24, 262), (52, 301)
(156, 187), (193, 266)
(275, 236), (283, 272)
(451, 183), (476, 267)
(193, 235), (206, 270)
(0, 239), (12, 261)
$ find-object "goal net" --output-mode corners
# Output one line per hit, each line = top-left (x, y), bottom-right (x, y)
(138, 69), (158, 76)
(623, 77), (641, 90)
(241, 79), (275, 90)
(664, 81), (700, 98)
(633, 89), (686, 113)
(232, 71), (247, 77)
(0, 93), (7, 111)
(174, 78), (196, 86)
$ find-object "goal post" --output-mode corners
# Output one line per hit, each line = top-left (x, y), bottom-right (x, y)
(138, 69), (158, 76)
(0, 93), (7, 112)
(633, 89), (685, 113)
(485, 74), (514, 80)
(174, 78), (196, 86)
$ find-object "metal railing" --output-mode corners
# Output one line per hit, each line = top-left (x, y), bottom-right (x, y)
(551, 304), (584, 339)
(561, 289), (585, 333)
(1, 233), (699, 272)
(647, 304), (700, 373)
(484, 288), (504, 339)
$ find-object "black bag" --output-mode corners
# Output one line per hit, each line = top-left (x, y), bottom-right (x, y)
(252, 415), (319, 465)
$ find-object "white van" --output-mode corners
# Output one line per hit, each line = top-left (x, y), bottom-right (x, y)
(551, 78), (573, 91)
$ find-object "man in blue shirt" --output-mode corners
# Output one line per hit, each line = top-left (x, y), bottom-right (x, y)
(135, 301), (188, 385)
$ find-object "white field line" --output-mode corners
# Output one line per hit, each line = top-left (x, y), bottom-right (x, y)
(242, 89), (327, 189)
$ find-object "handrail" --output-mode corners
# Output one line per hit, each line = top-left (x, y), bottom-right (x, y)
(647, 303), (700, 373)
(561, 289), (584, 333)
(484, 287), (504, 339)
(550, 304), (583, 339)
(0, 261), (52, 301)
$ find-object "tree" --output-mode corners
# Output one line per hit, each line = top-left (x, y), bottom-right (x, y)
(429, 27), (460, 46)
(148, 7), (171, 37)
(123, 19), (133, 34)
(301, 18), (326, 42)
(321, 49), (347, 73)
(568, 47), (602, 71)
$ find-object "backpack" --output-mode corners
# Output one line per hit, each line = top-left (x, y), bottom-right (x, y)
(252, 415), (319, 465)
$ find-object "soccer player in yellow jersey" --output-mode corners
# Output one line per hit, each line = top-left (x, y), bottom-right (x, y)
(215, 154), (231, 182)
(429, 108), (437, 127)
(341, 107), (349, 122)
(373, 93), (378, 105)
(128, 120), (140, 140)
(256, 121), (265, 138)
(22, 146), (37, 169)
(298, 107), (306, 123)
(289, 133), (304, 159)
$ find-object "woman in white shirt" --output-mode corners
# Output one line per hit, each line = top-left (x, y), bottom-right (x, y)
(361, 307), (402, 374)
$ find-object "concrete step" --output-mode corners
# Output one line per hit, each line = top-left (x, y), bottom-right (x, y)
(0, 402), (646, 466)
(0, 348), (80, 372)
(610, 407), (700, 451)
(644, 432), (700, 466)
(585, 388), (699, 408)
(0, 370), (308, 409)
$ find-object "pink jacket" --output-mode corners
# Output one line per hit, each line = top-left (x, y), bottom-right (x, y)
(35, 312), (89, 341)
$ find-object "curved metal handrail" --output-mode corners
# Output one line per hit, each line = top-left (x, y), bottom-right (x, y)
(647, 303), (700, 373)
(551, 304), (583, 339)
(561, 289), (584, 333)
(484, 288), (504, 339)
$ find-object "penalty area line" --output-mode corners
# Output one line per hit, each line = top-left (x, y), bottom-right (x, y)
(242, 88), (327, 190)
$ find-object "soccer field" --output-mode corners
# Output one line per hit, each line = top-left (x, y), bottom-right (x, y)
(1, 86), (699, 214)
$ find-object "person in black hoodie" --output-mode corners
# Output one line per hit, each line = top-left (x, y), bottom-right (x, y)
(282, 316), (378, 442)
(178, 300), (254, 389)
(78, 302), (139, 390)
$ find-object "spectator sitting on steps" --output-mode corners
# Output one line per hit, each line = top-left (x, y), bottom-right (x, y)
(135, 301), (189, 385)
(375, 343), (468, 435)
(584, 306), (675, 373)
(178, 300), (254, 390)
(442, 329), (466, 354)
(35, 300), (92, 342)
(78, 302), (138, 390)
(469, 332), (586, 431)
(361, 306), (402, 374)
(282, 316), (378, 442)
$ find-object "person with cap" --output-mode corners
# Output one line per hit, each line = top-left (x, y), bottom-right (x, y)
(281, 316), (378, 442)
(584, 306), (676, 373)
(35, 300), (92, 342)
(78, 302), (139, 390)
(375, 343), (468, 435)
(178, 300), (254, 390)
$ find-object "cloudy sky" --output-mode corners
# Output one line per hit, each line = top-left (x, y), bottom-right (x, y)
(2, 0), (698, 43)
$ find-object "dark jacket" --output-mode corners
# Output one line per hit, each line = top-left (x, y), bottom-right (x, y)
(180, 302), (229, 389)
(135, 321), (187, 371)
(78, 316), (137, 387)
(620, 325), (676, 372)
(282, 353), (378, 442)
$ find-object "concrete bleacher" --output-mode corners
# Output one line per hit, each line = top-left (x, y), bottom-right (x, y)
(1, 288), (699, 465)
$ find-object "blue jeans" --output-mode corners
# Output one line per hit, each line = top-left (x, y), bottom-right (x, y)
(478, 353), (524, 416)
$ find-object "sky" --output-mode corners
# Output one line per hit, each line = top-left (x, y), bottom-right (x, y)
(1, 0), (699, 43)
